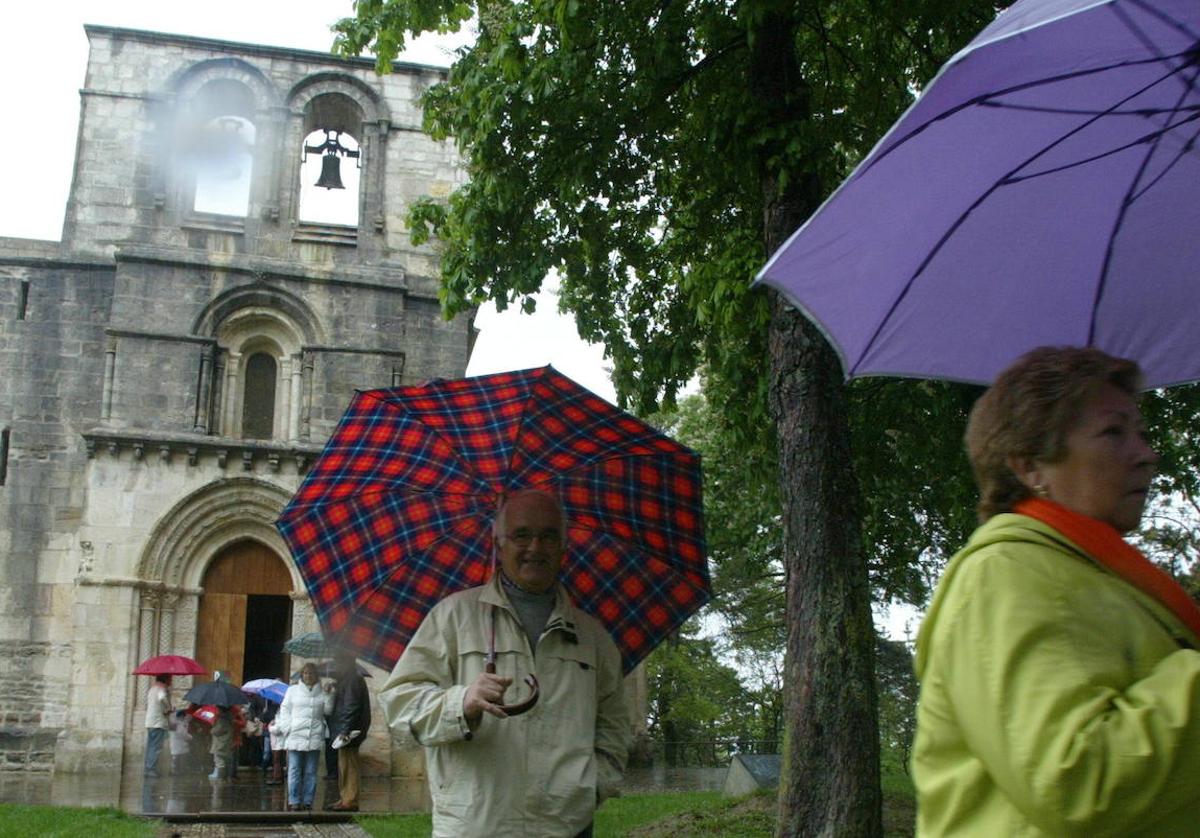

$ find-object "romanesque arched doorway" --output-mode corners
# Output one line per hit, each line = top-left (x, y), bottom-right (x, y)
(195, 540), (293, 685)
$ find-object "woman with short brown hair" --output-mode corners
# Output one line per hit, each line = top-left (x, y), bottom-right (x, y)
(913, 346), (1200, 835)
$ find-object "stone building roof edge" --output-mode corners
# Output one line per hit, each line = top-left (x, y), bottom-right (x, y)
(81, 23), (451, 78)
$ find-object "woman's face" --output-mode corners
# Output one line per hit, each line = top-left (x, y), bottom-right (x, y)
(1035, 382), (1158, 532)
(300, 665), (319, 686)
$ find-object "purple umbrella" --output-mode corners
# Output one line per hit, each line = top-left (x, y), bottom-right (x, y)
(756, 0), (1200, 388)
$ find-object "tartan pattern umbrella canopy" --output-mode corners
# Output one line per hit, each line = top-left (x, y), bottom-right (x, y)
(276, 366), (709, 673)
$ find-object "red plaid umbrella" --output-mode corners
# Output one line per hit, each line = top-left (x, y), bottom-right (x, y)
(276, 366), (708, 673)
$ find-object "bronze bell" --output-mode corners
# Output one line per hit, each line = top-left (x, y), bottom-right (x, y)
(314, 153), (345, 190)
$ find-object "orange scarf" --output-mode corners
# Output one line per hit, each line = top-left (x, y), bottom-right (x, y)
(1015, 497), (1200, 644)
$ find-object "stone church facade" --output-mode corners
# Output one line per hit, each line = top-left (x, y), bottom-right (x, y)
(0, 26), (472, 775)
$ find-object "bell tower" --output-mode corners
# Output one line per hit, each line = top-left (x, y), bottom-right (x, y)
(0, 25), (470, 774)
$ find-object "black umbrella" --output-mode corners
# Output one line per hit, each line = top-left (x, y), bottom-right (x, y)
(184, 679), (250, 708)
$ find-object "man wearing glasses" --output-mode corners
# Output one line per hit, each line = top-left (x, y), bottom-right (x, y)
(381, 489), (629, 838)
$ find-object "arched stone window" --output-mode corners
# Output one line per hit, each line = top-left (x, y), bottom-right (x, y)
(242, 352), (278, 440)
(193, 286), (324, 443)
(214, 312), (302, 441)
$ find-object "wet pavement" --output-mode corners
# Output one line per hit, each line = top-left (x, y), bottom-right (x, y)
(0, 764), (724, 816)
(0, 765), (430, 817)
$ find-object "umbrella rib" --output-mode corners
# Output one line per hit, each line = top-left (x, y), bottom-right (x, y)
(497, 366), (553, 495)
(1089, 60), (1200, 345)
(854, 56), (1196, 375)
(862, 50), (1194, 176)
(567, 520), (707, 578)
(1003, 110), (1200, 184)
(980, 101), (1199, 118)
(1129, 119), (1200, 203)
(1114, 1), (1200, 103)
(358, 387), (497, 497)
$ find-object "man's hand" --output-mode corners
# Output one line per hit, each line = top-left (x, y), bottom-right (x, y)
(462, 671), (513, 725)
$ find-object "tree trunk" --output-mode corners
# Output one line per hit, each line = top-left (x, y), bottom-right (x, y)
(768, 297), (881, 837)
(750, 7), (883, 837)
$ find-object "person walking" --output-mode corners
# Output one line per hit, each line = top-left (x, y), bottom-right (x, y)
(275, 661), (334, 811)
(143, 674), (172, 777)
(912, 347), (1200, 835)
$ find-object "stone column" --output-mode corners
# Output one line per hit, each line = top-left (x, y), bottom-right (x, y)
(212, 352), (227, 436)
(300, 351), (315, 441)
(278, 355), (293, 441)
(158, 593), (177, 656)
(101, 338), (117, 421)
(290, 353), (304, 441)
(370, 119), (391, 235)
(223, 351), (243, 438)
(135, 591), (159, 709)
(194, 345), (214, 433)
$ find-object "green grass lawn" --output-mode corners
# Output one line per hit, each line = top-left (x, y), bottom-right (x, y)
(0, 766), (916, 837)
(0, 803), (157, 838)
(358, 763), (916, 837)
(356, 791), (758, 838)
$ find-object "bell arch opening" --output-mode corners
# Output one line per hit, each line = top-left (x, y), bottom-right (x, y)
(297, 93), (364, 227)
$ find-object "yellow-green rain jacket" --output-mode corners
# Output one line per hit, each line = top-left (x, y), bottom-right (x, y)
(913, 513), (1200, 836)
(381, 574), (630, 838)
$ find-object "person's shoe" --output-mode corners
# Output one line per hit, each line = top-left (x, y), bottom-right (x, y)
(287, 803), (300, 811)
(328, 802), (359, 811)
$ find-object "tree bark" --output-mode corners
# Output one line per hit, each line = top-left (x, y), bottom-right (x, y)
(768, 297), (881, 837)
(750, 6), (882, 837)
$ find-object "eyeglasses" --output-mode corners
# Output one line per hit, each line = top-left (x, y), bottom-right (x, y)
(505, 528), (563, 549)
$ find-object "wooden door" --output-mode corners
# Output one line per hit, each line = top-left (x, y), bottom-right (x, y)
(196, 592), (248, 686)
(195, 540), (293, 687)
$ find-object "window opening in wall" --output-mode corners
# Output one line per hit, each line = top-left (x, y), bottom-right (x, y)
(0, 428), (9, 486)
(242, 353), (277, 440)
(193, 116), (256, 216)
(18, 280), (29, 320)
(299, 129), (360, 226)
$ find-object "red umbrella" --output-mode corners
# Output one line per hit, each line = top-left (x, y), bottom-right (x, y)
(132, 654), (206, 676)
(276, 366), (709, 673)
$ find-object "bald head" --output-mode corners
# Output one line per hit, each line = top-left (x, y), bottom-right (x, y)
(494, 489), (567, 593)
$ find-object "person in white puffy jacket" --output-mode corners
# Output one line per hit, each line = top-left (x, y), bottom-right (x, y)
(274, 662), (334, 811)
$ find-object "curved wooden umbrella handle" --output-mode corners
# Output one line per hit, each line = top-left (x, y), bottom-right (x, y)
(484, 660), (540, 716)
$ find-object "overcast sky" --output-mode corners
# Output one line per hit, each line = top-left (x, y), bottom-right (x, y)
(0, 0), (616, 402)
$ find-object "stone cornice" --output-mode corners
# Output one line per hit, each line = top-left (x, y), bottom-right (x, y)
(83, 24), (450, 79)
(82, 428), (324, 473)
(75, 575), (204, 596)
(112, 244), (442, 298)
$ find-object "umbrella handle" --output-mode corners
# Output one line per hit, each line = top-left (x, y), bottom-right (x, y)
(484, 662), (540, 717)
(486, 605), (540, 715)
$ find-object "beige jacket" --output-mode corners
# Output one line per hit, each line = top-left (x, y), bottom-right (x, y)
(382, 576), (630, 838)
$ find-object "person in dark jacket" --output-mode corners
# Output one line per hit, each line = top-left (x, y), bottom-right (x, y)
(326, 653), (371, 811)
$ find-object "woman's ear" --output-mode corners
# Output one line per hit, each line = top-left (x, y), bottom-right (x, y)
(1006, 454), (1044, 493)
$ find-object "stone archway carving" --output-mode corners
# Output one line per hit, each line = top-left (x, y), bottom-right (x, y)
(137, 477), (299, 590)
(130, 477), (304, 710)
